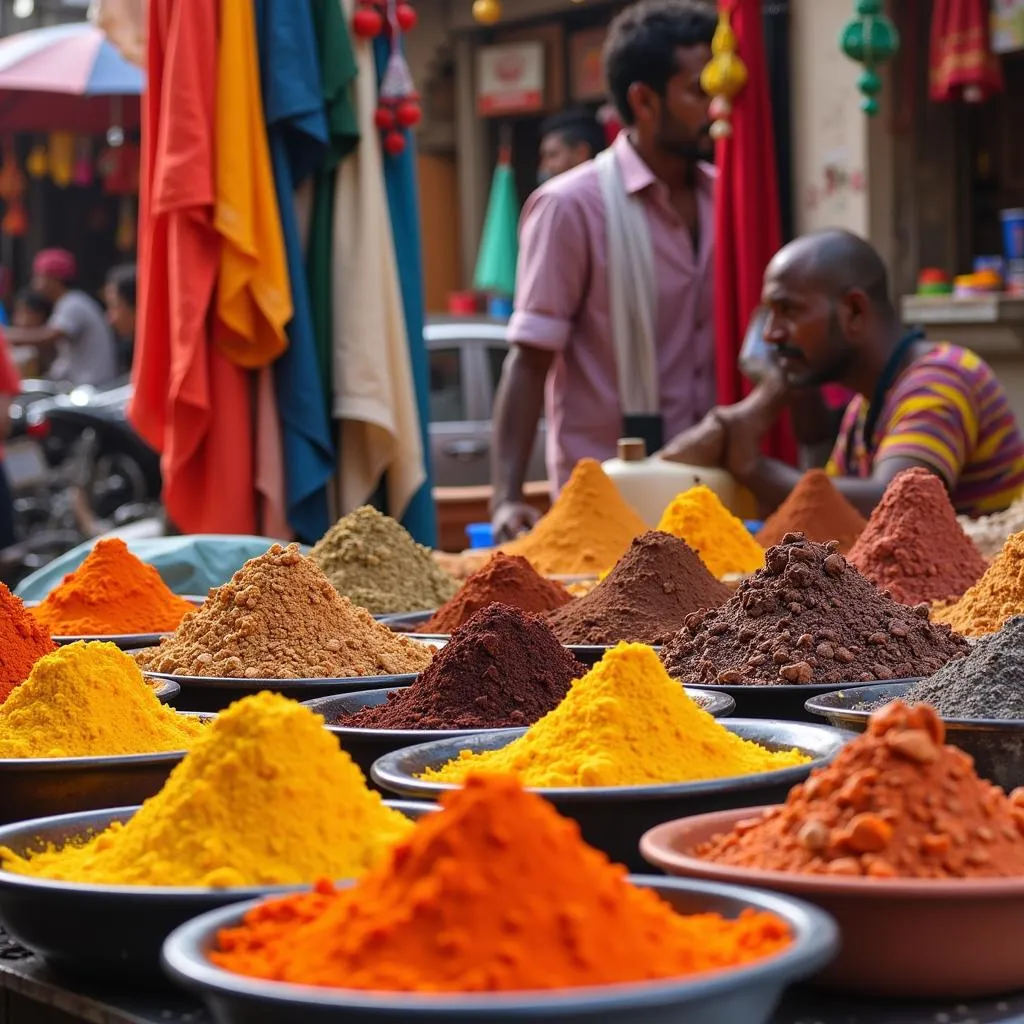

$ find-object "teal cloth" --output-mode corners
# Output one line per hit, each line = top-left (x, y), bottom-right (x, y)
(15, 536), (295, 601)
(473, 162), (520, 296)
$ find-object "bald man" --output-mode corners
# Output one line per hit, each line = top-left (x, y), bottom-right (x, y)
(662, 230), (1024, 517)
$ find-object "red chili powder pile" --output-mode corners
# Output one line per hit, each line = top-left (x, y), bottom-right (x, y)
(847, 468), (986, 606)
(756, 470), (866, 554)
(699, 700), (1024, 879)
(0, 583), (56, 704)
(418, 553), (573, 635)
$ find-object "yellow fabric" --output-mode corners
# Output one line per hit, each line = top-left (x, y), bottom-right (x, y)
(213, 0), (292, 369)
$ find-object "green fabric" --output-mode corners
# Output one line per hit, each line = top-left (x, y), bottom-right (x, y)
(307, 0), (360, 405)
(473, 162), (520, 297)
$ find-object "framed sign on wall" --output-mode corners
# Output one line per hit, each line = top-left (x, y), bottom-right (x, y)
(570, 27), (607, 102)
(477, 42), (546, 116)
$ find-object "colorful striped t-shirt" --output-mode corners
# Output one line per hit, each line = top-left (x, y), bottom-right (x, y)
(825, 344), (1024, 516)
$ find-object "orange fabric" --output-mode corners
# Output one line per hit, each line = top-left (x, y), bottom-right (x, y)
(212, 0), (292, 370)
(130, 0), (257, 535)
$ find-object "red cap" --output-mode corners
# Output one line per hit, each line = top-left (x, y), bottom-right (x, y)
(32, 248), (77, 283)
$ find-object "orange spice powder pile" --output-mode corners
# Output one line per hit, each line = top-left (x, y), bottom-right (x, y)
(0, 583), (56, 704)
(699, 700), (1024, 879)
(212, 774), (791, 993)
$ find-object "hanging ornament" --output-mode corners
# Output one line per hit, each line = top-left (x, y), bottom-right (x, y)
(72, 137), (94, 188)
(840, 0), (899, 116)
(373, 0), (422, 159)
(48, 133), (75, 187)
(353, 0), (385, 38)
(26, 139), (48, 179)
(472, 0), (501, 25)
(396, 2), (416, 30)
(115, 196), (136, 252)
(699, 3), (747, 140)
(0, 139), (24, 202)
(1, 197), (27, 237)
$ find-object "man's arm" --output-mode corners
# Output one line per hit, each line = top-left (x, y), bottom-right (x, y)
(1, 325), (63, 350)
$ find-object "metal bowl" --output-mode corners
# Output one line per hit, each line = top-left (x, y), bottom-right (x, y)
(0, 801), (437, 983)
(641, 806), (1024, 998)
(148, 677), (180, 705)
(805, 681), (1024, 792)
(305, 686), (736, 784)
(370, 720), (851, 871)
(162, 876), (837, 1023)
(568, 644), (664, 668)
(673, 678), (922, 724)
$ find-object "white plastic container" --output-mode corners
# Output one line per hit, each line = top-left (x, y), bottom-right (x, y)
(602, 439), (755, 526)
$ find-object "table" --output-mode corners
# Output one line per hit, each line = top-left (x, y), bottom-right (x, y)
(0, 933), (1020, 1024)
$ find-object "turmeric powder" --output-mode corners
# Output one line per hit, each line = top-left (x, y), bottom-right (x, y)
(422, 643), (808, 787)
(30, 538), (196, 636)
(503, 459), (647, 576)
(0, 692), (412, 886)
(0, 642), (203, 759)
(699, 701), (1024, 879)
(932, 531), (1024, 637)
(210, 774), (792, 992)
(657, 485), (765, 578)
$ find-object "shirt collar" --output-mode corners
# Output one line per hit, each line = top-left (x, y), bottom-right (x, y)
(611, 131), (715, 196)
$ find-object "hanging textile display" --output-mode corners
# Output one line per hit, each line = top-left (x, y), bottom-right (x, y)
(930, 0), (1004, 102)
(839, 0), (899, 115)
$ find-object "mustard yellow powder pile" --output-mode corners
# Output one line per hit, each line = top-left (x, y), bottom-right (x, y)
(0, 641), (203, 759)
(422, 643), (808, 787)
(657, 485), (765, 578)
(0, 692), (413, 887)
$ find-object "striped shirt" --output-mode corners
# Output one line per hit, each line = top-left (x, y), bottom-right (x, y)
(826, 343), (1024, 516)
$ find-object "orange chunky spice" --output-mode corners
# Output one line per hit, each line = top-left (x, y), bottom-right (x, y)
(30, 539), (195, 636)
(933, 531), (1024, 637)
(212, 774), (791, 992)
(698, 701), (1024, 879)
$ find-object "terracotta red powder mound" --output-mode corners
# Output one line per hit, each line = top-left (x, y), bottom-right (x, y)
(847, 467), (986, 605)
(756, 469), (866, 554)
(0, 583), (56, 704)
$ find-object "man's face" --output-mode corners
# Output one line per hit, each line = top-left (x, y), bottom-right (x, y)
(538, 132), (590, 182)
(104, 283), (135, 340)
(30, 273), (60, 302)
(13, 302), (45, 329)
(761, 265), (855, 388)
(640, 44), (714, 162)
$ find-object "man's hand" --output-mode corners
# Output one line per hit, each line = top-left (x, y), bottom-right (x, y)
(719, 404), (766, 483)
(659, 410), (727, 466)
(492, 500), (542, 544)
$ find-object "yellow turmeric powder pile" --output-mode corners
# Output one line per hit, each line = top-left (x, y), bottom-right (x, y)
(423, 644), (808, 787)
(211, 774), (792, 992)
(503, 459), (647, 576)
(657, 485), (765, 578)
(0, 692), (412, 887)
(932, 531), (1024, 637)
(0, 642), (203, 759)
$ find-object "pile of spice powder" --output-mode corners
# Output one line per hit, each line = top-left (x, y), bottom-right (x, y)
(698, 700), (1024, 878)
(0, 582), (55, 704)
(847, 468), (986, 606)
(210, 773), (791, 992)
(423, 644), (808, 787)
(134, 545), (433, 679)
(932, 531), (1024, 637)
(29, 538), (196, 637)
(310, 506), (458, 615)
(417, 553), (573, 634)
(503, 459), (647, 576)
(348, 604), (584, 730)
(756, 470), (866, 555)
(656, 485), (765, 578)
(958, 496), (1024, 561)
(0, 641), (203, 758)
(904, 615), (1024, 719)
(0, 692), (412, 886)
(661, 533), (968, 687)
(547, 531), (730, 646)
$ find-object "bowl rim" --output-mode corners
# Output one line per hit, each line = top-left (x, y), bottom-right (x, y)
(640, 804), (1024, 897)
(369, 719), (851, 803)
(141, 671), (422, 689)
(161, 874), (838, 1014)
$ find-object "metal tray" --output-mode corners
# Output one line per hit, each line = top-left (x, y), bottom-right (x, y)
(305, 686), (736, 785)
(375, 610), (437, 633)
(805, 680), (1024, 792)
(370, 720), (852, 871)
(0, 801), (437, 983)
(147, 678), (180, 705)
(162, 876), (837, 1023)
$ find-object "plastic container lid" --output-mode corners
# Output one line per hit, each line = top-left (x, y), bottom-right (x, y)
(465, 522), (494, 549)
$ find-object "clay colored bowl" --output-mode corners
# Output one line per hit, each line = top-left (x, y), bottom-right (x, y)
(162, 876), (838, 1024)
(640, 805), (1024, 999)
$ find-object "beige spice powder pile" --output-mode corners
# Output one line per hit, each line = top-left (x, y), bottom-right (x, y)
(135, 545), (435, 679)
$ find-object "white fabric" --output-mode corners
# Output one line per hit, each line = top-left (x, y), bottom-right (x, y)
(595, 146), (658, 415)
(331, 0), (425, 520)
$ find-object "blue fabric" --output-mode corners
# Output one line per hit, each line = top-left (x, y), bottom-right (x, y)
(0, 305), (7, 326)
(373, 36), (436, 548)
(255, 0), (334, 544)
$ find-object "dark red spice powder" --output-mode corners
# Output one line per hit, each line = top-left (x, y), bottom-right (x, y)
(346, 603), (585, 730)
(418, 552), (572, 635)
(756, 469), (866, 555)
(847, 468), (986, 605)
(661, 533), (968, 687)
(548, 531), (730, 646)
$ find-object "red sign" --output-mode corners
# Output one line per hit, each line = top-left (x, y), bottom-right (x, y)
(477, 42), (545, 116)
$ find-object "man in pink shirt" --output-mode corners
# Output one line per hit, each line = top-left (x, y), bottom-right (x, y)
(491, 0), (717, 542)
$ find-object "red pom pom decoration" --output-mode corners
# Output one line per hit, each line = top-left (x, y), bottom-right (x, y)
(352, 6), (384, 38)
(374, 107), (396, 130)
(396, 3), (417, 31)
(396, 101), (422, 128)
(384, 131), (407, 157)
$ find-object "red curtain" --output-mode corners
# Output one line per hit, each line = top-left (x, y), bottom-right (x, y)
(713, 0), (796, 464)
(930, 0), (1003, 103)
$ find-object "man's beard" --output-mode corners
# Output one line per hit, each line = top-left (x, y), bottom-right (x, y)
(656, 117), (713, 162)
(777, 316), (856, 388)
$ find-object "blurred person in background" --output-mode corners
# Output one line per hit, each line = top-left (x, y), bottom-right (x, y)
(0, 324), (21, 548)
(12, 289), (53, 330)
(537, 109), (607, 184)
(2, 249), (118, 387)
(104, 263), (136, 374)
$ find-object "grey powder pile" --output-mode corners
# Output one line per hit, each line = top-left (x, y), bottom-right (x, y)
(905, 616), (1024, 719)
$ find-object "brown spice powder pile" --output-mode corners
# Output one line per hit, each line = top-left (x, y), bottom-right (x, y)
(661, 533), (968, 687)
(755, 469), (866, 554)
(135, 545), (434, 679)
